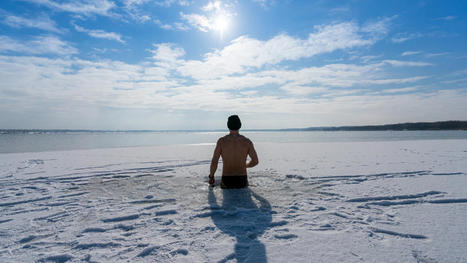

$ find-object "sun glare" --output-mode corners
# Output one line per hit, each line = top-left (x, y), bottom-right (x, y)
(213, 15), (230, 36)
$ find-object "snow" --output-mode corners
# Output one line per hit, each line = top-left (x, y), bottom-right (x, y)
(0, 140), (466, 262)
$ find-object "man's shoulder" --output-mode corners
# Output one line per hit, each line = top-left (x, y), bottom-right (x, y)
(219, 134), (231, 140)
(217, 135), (230, 143)
(218, 135), (251, 142)
(239, 135), (253, 144)
(240, 134), (250, 139)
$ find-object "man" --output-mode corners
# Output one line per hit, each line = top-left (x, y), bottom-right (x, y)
(209, 115), (259, 188)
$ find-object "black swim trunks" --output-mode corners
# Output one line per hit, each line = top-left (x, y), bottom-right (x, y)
(221, 175), (249, 189)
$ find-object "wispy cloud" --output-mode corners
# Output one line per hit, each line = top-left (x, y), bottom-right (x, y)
(280, 85), (329, 96)
(174, 20), (391, 79)
(435, 16), (457, 21)
(180, 1), (235, 33)
(2, 53), (464, 127)
(382, 60), (432, 67)
(361, 16), (396, 37)
(392, 32), (422, 43)
(438, 70), (467, 85)
(154, 19), (189, 31)
(381, 87), (419, 93)
(360, 55), (382, 63)
(180, 12), (213, 32)
(202, 1), (222, 12)
(252, 0), (274, 9)
(401, 51), (422, 56)
(2, 20), (400, 105)
(154, 0), (190, 7)
(425, 52), (450, 58)
(1, 14), (61, 33)
(74, 24), (125, 43)
(123, 0), (150, 8)
(330, 6), (351, 13)
(2, 16), (464, 128)
(25, 0), (115, 16)
(0, 35), (77, 55)
(442, 77), (467, 84)
(121, 0), (192, 26)
(271, 64), (426, 94)
(149, 43), (185, 64)
(180, 12), (211, 32)
(146, 26), (428, 96)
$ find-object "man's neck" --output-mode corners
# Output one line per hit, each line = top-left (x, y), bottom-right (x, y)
(229, 130), (240, 136)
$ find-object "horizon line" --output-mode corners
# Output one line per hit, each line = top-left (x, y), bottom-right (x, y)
(1, 120), (466, 132)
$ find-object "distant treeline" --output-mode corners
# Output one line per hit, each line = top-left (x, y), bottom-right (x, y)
(1, 121), (466, 133)
(298, 121), (467, 131)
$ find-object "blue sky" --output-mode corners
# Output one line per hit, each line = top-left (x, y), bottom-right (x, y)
(0, 0), (466, 129)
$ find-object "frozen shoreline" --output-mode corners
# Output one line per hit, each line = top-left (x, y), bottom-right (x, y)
(1, 140), (467, 262)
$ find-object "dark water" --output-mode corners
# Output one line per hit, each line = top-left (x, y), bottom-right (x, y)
(0, 130), (466, 153)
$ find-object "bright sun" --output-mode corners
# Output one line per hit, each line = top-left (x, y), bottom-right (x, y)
(213, 15), (230, 35)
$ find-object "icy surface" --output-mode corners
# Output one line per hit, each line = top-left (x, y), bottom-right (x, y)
(0, 140), (466, 262)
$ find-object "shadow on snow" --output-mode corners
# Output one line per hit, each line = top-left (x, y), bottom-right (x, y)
(208, 187), (272, 263)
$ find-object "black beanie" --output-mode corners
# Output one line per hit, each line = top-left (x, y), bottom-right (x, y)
(227, 115), (241, 130)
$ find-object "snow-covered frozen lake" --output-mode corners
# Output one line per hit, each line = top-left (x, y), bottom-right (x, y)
(1, 140), (467, 262)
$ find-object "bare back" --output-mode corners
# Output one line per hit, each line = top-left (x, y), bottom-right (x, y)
(210, 133), (258, 177)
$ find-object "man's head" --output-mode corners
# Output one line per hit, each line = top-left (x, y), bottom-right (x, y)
(227, 115), (241, 131)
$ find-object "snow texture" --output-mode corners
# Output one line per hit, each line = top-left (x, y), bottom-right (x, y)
(0, 140), (467, 262)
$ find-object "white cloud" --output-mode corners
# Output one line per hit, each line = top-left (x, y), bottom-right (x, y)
(281, 85), (329, 95)
(121, 0), (159, 24)
(392, 36), (411, 43)
(149, 43), (185, 64)
(361, 16), (396, 37)
(0, 35), (78, 55)
(176, 21), (389, 79)
(136, 19), (426, 96)
(382, 87), (419, 93)
(4, 21), (393, 96)
(123, 0), (150, 8)
(202, 1), (222, 11)
(401, 51), (421, 56)
(442, 77), (467, 84)
(2, 15), (61, 33)
(240, 90), (259, 96)
(367, 76), (426, 85)
(155, 19), (189, 31)
(74, 24), (125, 43)
(2, 18), (464, 128)
(382, 60), (432, 67)
(391, 32), (422, 43)
(360, 55), (382, 63)
(272, 64), (426, 94)
(125, 12), (152, 23)
(155, 0), (190, 7)
(25, 0), (115, 16)
(180, 1), (235, 33)
(1, 51), (464, 128)
(425, 52), (450, 58)
(180, 12), (211, 32)
(120, 0), (192, 27)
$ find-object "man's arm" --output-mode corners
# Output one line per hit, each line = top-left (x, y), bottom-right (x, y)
(246, 140), (258, 168)
(209, 139), (222, 185)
